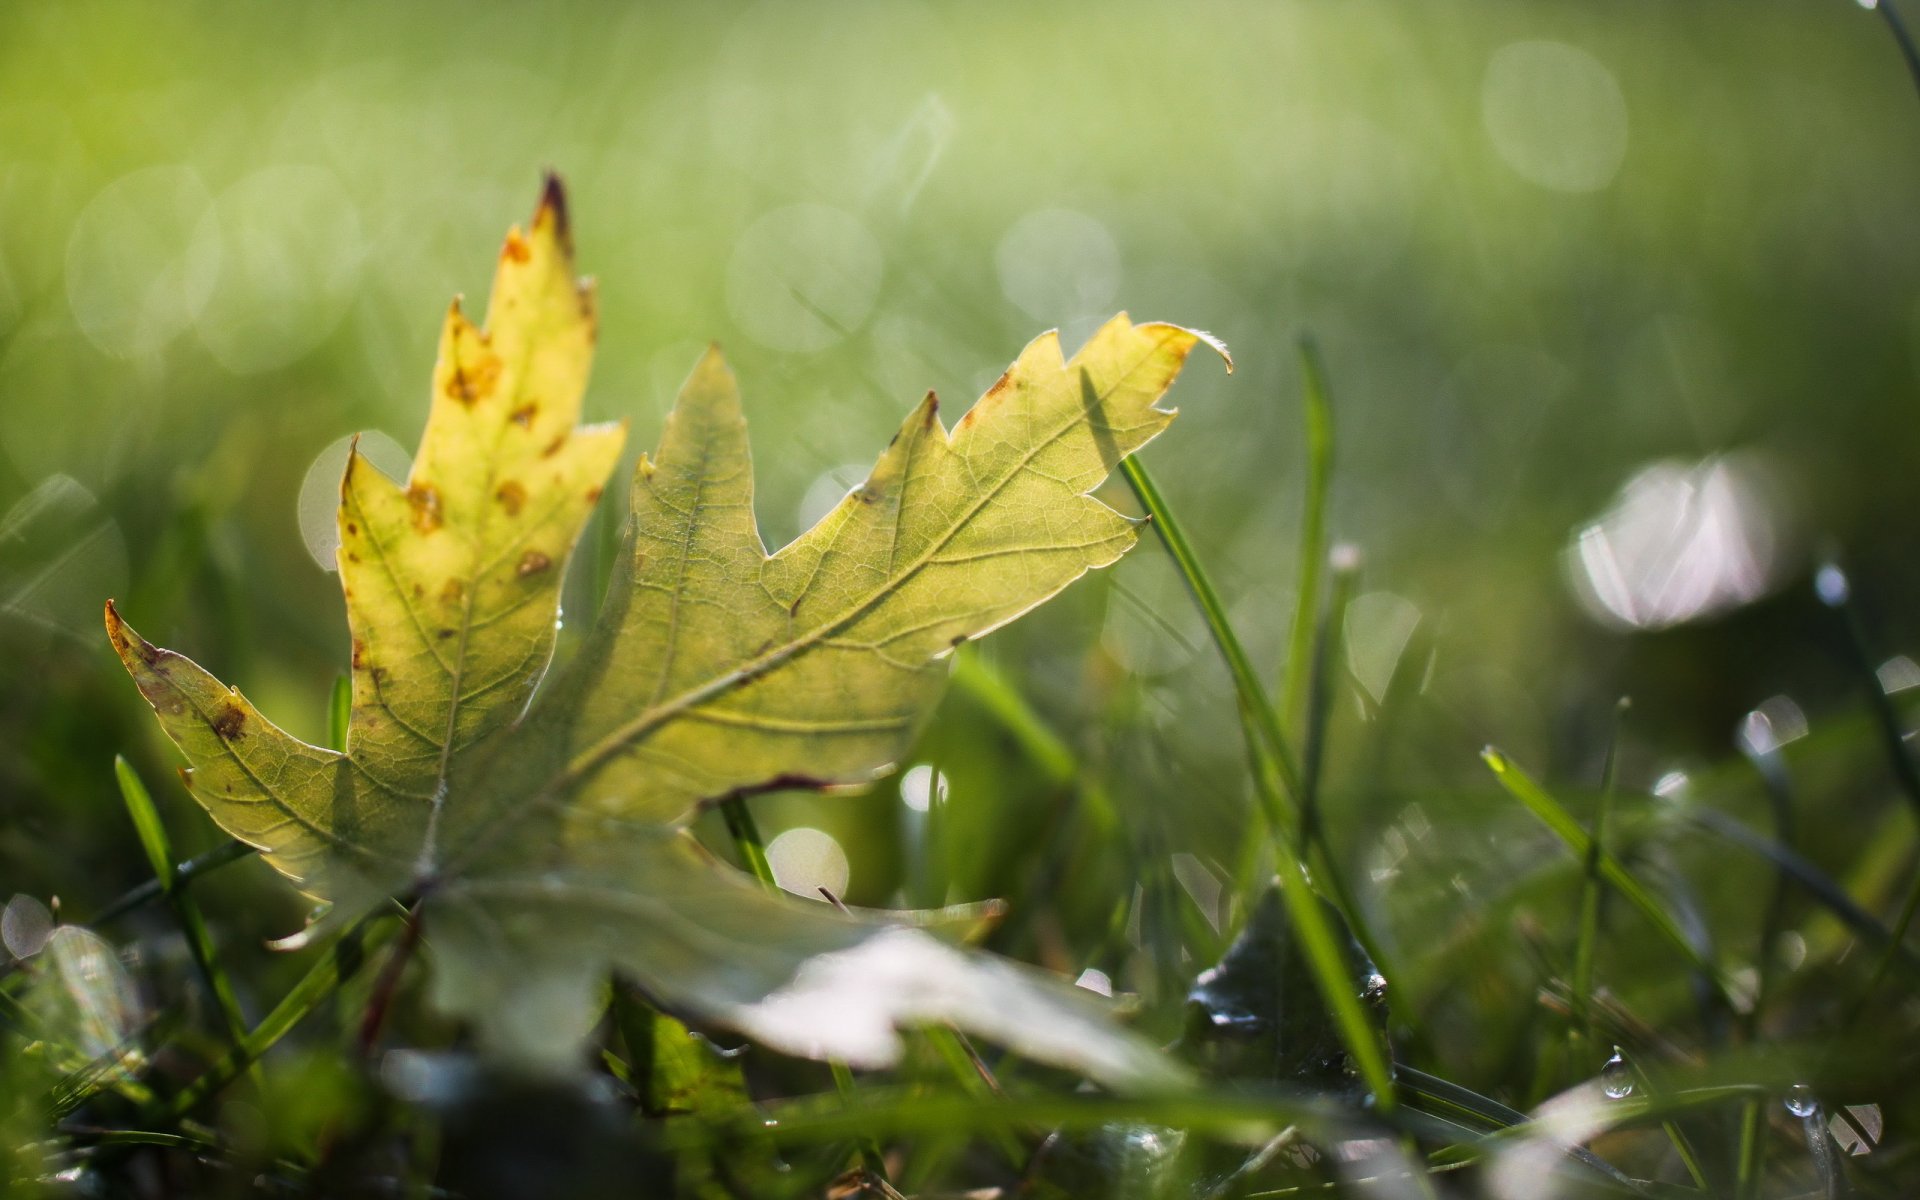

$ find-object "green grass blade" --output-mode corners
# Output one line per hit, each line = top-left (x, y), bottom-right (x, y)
(1482, 747), (1734, 1001)
(113, 757), (250, 1050)
(1272, 844), (1397, 1113)
(1281, 334), (1335, 738)
(1733, 1096), (1765, 1200)
(159, 909), (397, 1119)
(719, 797), (777, 893)
(1684, 810), (1914, 972)
(1121, 456), (1302, 808)
(1819, 562), (1920, 822)
(85, 838), (254, 928)
(1123, 454), (1393, 1112)
(327, 673), (351, 752)
(1571, 699), (1628, 1058)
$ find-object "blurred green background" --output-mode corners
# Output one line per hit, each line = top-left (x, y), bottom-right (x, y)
(5, 0), (1920, 1136)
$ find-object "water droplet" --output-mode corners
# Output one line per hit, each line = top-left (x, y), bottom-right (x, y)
(1785, 1083), (1818, 1118)
(1600, 1049), (1634, 1099)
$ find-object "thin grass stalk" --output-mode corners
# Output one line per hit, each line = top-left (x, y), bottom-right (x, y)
(113, 757), (250, 1054)
(1877, 0), (1920, 104)
(327, 674), (351, 752)
(719, 797), (777, 892)
(160, 910), (397, 1119)
(1120, 456), (1303, 806)
(1483, 747), (1735, 1004)
(1124, 454), (1394, 1111)
(1281, 334), (1335, 739)
(1733, 1096), (1765, 1200)
(1571, 698), (1628, 1062)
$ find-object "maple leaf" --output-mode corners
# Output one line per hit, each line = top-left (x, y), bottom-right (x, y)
(106, 178), (1221, 1086)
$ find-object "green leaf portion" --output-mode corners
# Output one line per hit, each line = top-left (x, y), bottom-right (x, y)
(105, 602), (413, 896)
(525, 316), (1205, 836)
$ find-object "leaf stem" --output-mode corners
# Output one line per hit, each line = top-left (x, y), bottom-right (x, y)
(357, 901), (425, 1058)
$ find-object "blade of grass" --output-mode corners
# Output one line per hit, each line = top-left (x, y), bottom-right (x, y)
(114, 757), (250, 1053)
(1875, 0), (1920, 106)
(1818, 562), (1920, 822)
(1738, 717), (1799, 1032)
(1817, 563), (1920, 1003)
(717, 790), (888, 1183)
(1571, 699), (1629, 1063)
(1120, 456), (1302, 808)
(719, 797), (777, 892)
(1298, 546), (1357, 852)
(84, 838), (254, 928)
(1796, 1096), (1844, 1200)
(159, 909), (397, 1119)
(950, 651), (1119, 835)
(1684, 810), (1915, 974)
(1733, 1096), (1765, 1200)
(1271, 841), (1397, 1114)
(1483, 748), (1736, 1003)
(327, 674), (351, 752)
(1623, 1056), (1712, 1191)
(1123, 454), (1394, 1113)
(1281, 334), (1335, 738)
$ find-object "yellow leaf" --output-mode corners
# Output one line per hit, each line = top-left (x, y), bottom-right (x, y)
(108, 177), (1220, 1087)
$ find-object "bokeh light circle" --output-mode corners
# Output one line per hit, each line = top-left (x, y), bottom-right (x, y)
(1482, 40), (1629, 193)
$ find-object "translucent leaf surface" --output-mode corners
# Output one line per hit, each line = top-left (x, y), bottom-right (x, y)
(108, 178), (1217, 1087)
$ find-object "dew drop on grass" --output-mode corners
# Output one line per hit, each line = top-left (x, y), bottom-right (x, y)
(1785, 1084), (1818, 1118)
(1600, 1049), (1634, 1099)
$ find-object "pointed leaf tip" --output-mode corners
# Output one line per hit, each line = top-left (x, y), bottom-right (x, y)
(537, 172), (571, 243)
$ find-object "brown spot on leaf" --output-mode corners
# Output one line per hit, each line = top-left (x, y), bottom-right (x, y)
(510, 403), (537, 428)
(352, 640), (367, 669)
(495, 479), (527, 516)
(440, 579), (464, 604)
(412, 582), (424, 598)
(438, 628), (455, 640)
(213, 704), (247, 740)
(503, 229), (532, 263)
(542, 434), (568, 458)
(444, 352), (503, 406)
(585, 485), (602, 504)
(371, 666), (389, 686)
(346, 522), (358, 535)
(517, 550), (552, 577)
(408, 483), (443, 532)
